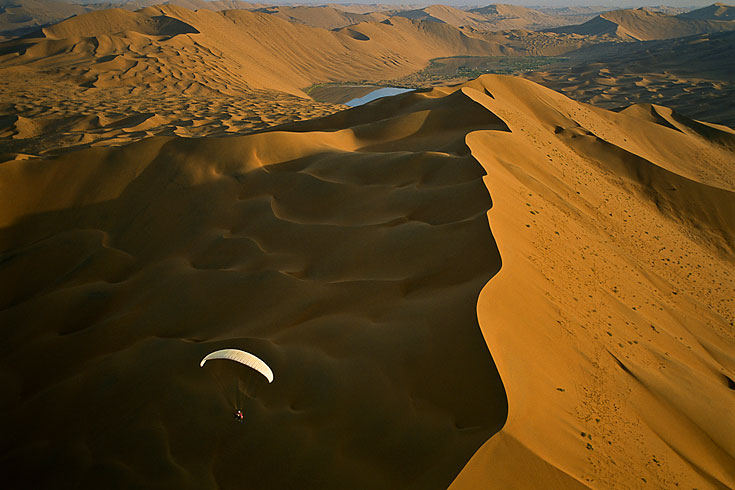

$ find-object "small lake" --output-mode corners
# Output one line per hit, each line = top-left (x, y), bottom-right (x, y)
(345, 87), (414, 107)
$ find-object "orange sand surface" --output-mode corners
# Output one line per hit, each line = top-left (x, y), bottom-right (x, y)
(1, 74), (733, 488)
(0, 4), (592, 158)
(1, 3), (735, 488)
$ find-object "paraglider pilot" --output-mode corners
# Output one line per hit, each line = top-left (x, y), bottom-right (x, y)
(200, 349), (274, 424)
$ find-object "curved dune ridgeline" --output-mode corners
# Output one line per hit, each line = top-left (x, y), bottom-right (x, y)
(450, 76), (735, 489)
(0, 75), (734, 488)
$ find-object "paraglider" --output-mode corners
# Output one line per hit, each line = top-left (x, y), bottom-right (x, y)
(200, 349), (274, 422)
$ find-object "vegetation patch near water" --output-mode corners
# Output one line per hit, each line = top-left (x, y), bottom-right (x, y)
(394, 55), (564, 86)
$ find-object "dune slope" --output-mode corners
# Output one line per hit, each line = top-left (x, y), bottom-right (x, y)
(0, 79), (510, 490)
(0, 0), (90, 37)
(392, 4), (572, 32)
(252, 5), (387, 30)
(449, 75), (735, 489)
(525, 30), (735, 126)
(679, 3), (735, 21)
(0, 75), (733, 489)
(467, 4), (573, 30)
(0, 4), (596, 157)
(551, 7), (735, 40)
(1, 5), (511, 97)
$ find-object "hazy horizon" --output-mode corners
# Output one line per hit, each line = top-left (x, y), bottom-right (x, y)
(67, 0), (730, 9)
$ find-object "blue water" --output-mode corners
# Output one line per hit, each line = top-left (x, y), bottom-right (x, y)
(345, 87), (414, 107)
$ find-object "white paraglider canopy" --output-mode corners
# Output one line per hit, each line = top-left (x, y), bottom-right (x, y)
(200, 349), (274, 383)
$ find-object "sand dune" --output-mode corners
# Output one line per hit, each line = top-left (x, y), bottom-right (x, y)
(0, 76), (513, 490)
(252, 5), (388, 30)
(0, 4), (598, 157)
(449, 76), (735, 489)
(535, 5), (609, 23)
(551, 7), (735, 40)
(90, 0), (262, 11)
(0, 64), (341, 157)
(391, 4), (578, 32)
(1, 3), (735, 488)
(328, 3), (393, 15)
(391, 5), (490, 29)
(41, 7), (200, 38)
(1, 5), (519, 96)
(466, 4), (577, 31)
(0, 4), (601, 98)
(526, 30), (735, 126)
(1, 74), (733, 488)
(0, 0), (90, 37)
(679, 2), (735, 21)
(0, 0), (90, 39)
(0, 0), (263, 38)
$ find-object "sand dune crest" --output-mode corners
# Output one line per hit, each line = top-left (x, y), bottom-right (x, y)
(0, 74), (733, 488)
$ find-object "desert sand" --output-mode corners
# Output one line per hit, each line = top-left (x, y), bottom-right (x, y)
(449, 76), (735, 489)
(390, 4), (576, 31)
(0, 3), (734, 489)
(525, 30), (735, 126)
(2, 72), (733, 489)
(549, 5), (735, 40)
(250, 5), (389, 30)
(0, 4), (597, 158)
(0, 1), (596, 39)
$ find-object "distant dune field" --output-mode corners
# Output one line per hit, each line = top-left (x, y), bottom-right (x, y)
(525, 30), (735, 126)
(549, 5), (735, 40)
(0, 4), (595, 157)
